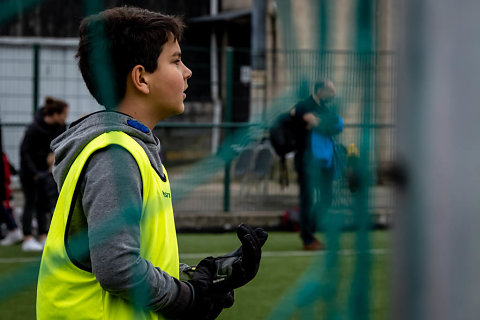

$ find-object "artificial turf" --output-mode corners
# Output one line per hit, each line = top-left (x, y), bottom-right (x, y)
(0, 230), (391, 319)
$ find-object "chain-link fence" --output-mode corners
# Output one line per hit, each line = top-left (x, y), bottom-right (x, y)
(0, 39), (395, 217)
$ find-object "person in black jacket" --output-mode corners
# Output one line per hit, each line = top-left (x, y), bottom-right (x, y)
(291, 79), (343, 250)
(20, 96), (68, 251)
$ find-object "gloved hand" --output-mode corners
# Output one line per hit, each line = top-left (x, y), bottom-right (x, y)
(211, 224), (268, 293)
(180, 257), (234, 320)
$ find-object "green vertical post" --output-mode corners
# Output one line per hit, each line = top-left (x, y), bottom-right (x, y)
(33, 44), (40, 114)
(225, 47), (233, 122)
(348, 1), (374, 320)
(223, 47), (234, 212)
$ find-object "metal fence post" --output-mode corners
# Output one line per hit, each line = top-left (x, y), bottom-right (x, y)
(395, 1), (480, 319)
(223, 47), (233, 212)
(33, 43), (40, 114)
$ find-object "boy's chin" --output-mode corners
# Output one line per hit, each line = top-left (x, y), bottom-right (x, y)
(174, 104), (185, 115)
(163, 103), (185, 117)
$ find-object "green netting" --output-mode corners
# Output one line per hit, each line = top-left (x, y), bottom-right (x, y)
(0, 0), (389, 319)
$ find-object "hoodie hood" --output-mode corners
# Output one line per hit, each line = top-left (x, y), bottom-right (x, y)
(51, 111), (164, 189)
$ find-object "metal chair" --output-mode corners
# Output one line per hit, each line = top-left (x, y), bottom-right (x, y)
(252, 146), (273, 196)
(233, 147), (254, 196)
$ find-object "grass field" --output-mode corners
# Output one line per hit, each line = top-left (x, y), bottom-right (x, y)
(0, 230), (391, 319)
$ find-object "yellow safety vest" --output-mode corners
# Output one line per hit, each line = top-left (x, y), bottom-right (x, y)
(37, 131), (179, 320)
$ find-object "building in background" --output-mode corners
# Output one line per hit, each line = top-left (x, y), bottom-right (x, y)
(0, 0), (395, 168)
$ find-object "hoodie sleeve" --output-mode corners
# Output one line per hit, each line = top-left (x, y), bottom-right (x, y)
(81, 145), (192, 314)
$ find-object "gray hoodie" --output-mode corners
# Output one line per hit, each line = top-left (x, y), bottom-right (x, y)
(51, 111), (191, 316)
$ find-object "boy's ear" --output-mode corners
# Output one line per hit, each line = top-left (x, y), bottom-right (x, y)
(130, 65), (150, 95)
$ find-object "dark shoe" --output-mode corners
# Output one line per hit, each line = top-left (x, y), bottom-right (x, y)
(302, 239), (325, 251)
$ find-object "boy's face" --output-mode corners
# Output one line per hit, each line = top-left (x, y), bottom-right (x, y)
(147, 36), (192, 119)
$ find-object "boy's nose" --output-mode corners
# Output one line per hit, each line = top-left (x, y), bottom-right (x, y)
(184, 66), (192, 79)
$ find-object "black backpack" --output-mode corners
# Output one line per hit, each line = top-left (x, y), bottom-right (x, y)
(269, 112), (297, 157)
(269, 112), (297, 187)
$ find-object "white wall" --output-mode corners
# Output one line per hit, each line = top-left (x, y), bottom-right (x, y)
(222, 0), (252, 11)
(0, 37), (103, 168)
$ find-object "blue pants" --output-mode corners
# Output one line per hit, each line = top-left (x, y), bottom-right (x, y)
(296, 155), (334, 245)
(0, 204), (17, 231)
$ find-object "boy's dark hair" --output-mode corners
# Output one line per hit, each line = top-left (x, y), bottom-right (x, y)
(76, 6), (185, 109)
(42, 96), (68, 116)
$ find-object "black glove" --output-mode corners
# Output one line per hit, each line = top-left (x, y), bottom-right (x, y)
(180, 257), (234, 320)
(211, 224), (268, 293)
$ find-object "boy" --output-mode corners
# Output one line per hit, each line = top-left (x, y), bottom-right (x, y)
(37, 7), (267, 320)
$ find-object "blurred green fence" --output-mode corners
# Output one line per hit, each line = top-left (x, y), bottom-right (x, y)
(0, 41), (396, 216)
(0, 1), (399, 319)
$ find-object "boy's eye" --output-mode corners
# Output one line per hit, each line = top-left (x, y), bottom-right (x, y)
(174, 59), (181, 65)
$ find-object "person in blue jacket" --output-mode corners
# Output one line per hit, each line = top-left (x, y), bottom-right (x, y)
(291, 79), (343, 250)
